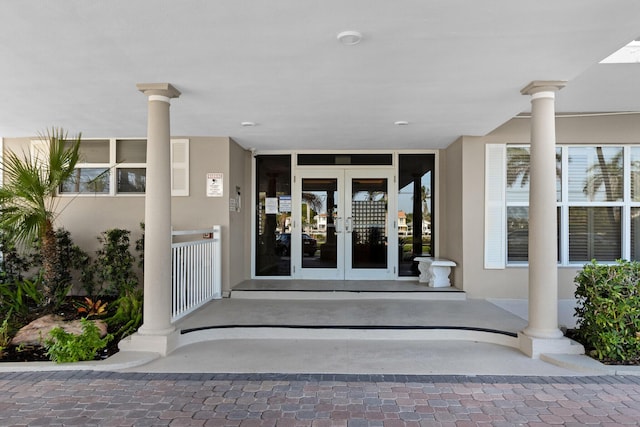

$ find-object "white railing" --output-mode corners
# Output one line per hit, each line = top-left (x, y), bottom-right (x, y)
(171, 226), (222, 322)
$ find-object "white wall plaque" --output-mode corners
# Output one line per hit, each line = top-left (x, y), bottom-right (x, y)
(206, 173), (223, 197)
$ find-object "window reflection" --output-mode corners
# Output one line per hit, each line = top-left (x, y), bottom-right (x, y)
(398, 154), (435, 276)
(117, 168), (146, 193)
(255, 155), (291, 276)
(60, 168), (109, 194)
(301, 179), (337, 269)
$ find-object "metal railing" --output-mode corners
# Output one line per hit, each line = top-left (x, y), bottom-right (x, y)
(171, 226), (221, 322)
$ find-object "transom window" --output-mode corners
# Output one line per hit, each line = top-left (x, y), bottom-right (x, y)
(505, 145), (637, 265)
(30, 137), (188, 197)
(59, 139), (146, 195)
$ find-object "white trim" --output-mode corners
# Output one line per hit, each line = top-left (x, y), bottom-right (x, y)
(149, 95), (171, 103)
(623, 146), (632, 259)
(484, 144), (506, 269)
(530, 91), (555, 101)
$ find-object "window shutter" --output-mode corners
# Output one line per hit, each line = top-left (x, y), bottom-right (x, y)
(171, 139), (189, 196)
(485, 144), (506, 269)
(30, 139), (49, 168)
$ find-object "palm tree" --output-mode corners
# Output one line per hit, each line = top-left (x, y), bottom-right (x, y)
(583, 147), (623, 202)
(506, 146), (562, 188)
(0, 128), (81, 306)
(506, 147), (532, 187)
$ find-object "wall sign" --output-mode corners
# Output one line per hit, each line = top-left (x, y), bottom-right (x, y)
(265, 197), (278, 214)
(279, 195), (291, 213)
(206, 173), (223, 197)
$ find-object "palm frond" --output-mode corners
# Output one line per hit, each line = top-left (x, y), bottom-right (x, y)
(0, 128), (81, 245)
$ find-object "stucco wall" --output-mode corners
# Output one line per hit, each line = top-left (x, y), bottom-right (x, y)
(441, 138), (462, 287)
(227, 138), (251, 290)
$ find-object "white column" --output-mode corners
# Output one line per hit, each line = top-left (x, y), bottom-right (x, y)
(136, 83), (181, 336)
(520, 81), (565, 340)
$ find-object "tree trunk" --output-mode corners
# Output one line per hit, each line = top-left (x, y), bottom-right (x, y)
(41, 220), (58, 306)
(595, 147), (617, 224)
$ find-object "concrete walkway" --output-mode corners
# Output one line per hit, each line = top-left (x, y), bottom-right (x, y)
(1, 298), (639, 376)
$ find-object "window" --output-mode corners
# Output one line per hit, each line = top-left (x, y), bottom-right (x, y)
(116, 139), (146, 193)
(397, 154), (435, 276)
(255, 155), (291, 276)
(501, 144), (633, 265)
(505, 146), (561, 263)
(57, 138), (189, 196)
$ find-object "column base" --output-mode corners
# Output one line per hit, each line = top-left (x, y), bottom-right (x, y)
(518, 331), (584, 359)
(118, 330), (180, 357)
(522, 325), (564, 339)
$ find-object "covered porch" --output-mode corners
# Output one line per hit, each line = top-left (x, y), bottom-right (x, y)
(120, 281), (584, 357)
(119, 79), (584, 361)
(115, 287), (585, 374)
(112, 290), (595, 376)
(175, 293), (525, 345)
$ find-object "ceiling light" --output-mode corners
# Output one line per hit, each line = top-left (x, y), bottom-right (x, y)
(241, 121), (256, 127)
(394, 121), (409, 126)
(337, 31), (362, 46)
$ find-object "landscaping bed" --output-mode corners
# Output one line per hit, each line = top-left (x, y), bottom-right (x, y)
(1, 296), (121, 363)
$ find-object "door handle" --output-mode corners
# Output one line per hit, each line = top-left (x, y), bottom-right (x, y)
(346, 217), (353, 233)
(335, 217), (342, 233)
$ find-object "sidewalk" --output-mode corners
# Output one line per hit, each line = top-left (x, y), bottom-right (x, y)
(1, 371), (640, 426)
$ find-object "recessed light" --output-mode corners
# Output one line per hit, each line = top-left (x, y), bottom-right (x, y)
(337, 31), (362, 45)
(241, 121), (256, 127)
(394, 121), (409, 126)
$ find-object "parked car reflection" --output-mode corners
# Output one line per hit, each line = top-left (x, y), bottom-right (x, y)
(275, 233), (318, 256)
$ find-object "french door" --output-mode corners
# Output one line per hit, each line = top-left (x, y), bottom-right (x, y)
(292, 168), (396, 280)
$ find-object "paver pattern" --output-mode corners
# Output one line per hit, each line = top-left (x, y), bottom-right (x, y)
(1, 372), (640, 426)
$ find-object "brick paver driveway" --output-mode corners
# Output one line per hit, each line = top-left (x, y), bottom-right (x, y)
(1, 372), (640, 426)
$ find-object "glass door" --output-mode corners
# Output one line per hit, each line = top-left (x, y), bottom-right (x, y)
(294, 170), (345, 279)
(293, 168), (395, 280)
(345, 169), (395, 279)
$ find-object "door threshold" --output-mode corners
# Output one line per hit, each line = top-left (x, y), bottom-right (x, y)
(231, 280), (465, 300)
(230, 290), (465, 301)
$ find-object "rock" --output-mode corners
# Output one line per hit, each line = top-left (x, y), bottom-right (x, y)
(10, 314), (108, 347)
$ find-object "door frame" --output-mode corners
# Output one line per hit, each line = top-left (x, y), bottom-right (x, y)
(291, 166), (397, 280)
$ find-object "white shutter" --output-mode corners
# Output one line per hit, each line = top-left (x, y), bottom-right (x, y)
(485, 144), (506, 269)
(171, 139), (189, 196)
(30, 139), (49, 168)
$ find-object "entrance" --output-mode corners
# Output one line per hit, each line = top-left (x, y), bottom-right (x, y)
(292, 168), (396, 280)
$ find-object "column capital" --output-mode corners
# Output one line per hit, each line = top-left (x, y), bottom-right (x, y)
(520, 80), (567, 96)
(137, 83), (181, 99)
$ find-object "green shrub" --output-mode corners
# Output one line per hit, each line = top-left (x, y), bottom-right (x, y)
(0, 278), (44, 317)
(0, 313), (11, 358)
(106, 289), (143, 340)
(0, 230), (35, 284)
(44, 318), (113, 363)
(135, 222), (145, 270)
(93, 229), (139, 296)
(574, 260), (640, 363)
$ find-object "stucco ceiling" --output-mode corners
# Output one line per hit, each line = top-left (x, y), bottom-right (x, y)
(1, 1), (639, 151)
